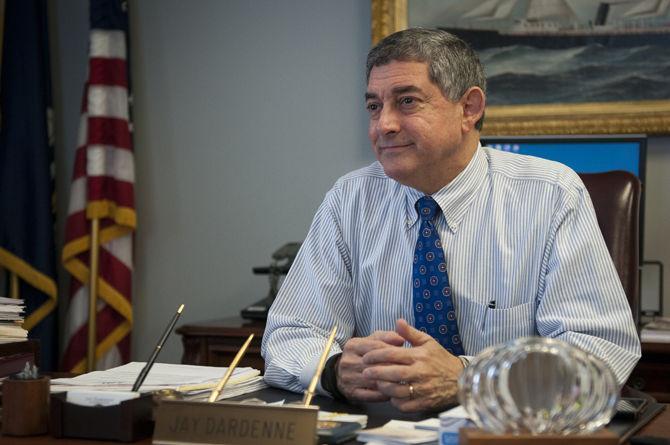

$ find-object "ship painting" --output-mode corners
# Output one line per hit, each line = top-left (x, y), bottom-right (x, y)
(443, 0), (670, 48)
(409, 0), (670, 104)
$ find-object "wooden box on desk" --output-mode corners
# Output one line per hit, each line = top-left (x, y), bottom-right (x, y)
(50, 392), (154, 442)
(0, 340), (39, 377)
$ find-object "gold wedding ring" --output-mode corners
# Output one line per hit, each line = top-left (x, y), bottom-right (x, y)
(408, 383), (415, 400)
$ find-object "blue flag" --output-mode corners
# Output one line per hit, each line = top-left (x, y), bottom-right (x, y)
(0, 0), (58, 371)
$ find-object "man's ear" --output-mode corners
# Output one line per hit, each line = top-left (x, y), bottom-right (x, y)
(460, 87), (486, 132)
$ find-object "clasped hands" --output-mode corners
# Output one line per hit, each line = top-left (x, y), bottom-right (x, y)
(335, 319), (464, 412)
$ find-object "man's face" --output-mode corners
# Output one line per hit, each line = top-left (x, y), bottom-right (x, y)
(366, 60), (470, 193)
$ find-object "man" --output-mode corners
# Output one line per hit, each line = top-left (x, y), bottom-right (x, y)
(261, 28), (640, 412)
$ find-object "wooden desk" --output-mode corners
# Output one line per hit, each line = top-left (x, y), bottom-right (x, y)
(626, 341), (670, 403)
(0, 393), (667, 445)
(177, 318), (670, 402)
(175, 317), (265, 370)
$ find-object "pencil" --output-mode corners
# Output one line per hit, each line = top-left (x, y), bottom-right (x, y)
(208, 333), (254, 402)
(302, 325), (337, 406)
(132, 304), (185, 392)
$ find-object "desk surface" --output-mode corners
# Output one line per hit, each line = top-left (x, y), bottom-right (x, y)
(176, 318), (670, 403)
(2, 388), (668, 444)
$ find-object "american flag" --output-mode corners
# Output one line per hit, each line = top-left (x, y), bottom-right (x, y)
(61, 0), (135, 372)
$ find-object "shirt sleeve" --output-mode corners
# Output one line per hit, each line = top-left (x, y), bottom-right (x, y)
(261, 186), (356, 394)
(536, 172), (641, 386)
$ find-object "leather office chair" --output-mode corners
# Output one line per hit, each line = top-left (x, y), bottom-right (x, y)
(579, 171), (641, 327)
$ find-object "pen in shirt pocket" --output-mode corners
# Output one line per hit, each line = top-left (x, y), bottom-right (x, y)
(482, 300), (496, 330)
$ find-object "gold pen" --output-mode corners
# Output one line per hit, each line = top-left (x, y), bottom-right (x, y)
(302, 325), (338, 406)
(208, 333), (254, 402)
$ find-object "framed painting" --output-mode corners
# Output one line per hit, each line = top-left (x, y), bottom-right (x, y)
(371, 0), (670, 135)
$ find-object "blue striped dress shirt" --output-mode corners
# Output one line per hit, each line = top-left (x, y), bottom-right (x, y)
(261, 146), (641, 394)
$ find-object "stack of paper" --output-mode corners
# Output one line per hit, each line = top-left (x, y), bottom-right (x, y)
(318, 411), (368, 428)
(640, 317), (670, 343)
(51, 362), (267, 401)
(357, 420), (438, 444)
(354, 406), (472, 445)
(0, 297), (27, 343)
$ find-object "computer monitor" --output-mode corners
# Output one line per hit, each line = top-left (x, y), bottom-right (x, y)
(481, 135), (658, 315)
(482, 135), (646, 181)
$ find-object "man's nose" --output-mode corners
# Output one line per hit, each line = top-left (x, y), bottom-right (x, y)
(377, 106), (400, 135)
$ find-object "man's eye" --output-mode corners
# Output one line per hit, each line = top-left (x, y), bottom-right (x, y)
(366, 103), (380, 112)
(400, 97), (415, 106)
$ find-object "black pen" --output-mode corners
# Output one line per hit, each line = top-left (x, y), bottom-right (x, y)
(132, 304), (185, 392)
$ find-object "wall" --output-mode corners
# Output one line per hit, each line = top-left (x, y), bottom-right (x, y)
(50, 1), (669, 367)
(51, 0), (373, 365)
(643, 137), (670, 316)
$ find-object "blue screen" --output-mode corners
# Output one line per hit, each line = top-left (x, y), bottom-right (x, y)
(484, 140), (643, 178)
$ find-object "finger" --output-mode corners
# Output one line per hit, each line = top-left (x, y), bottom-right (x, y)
(338, 351), (367, 376)
(375, 380), (413, 399)
(349, 387), (390, 403)
(338, 356), (386, 389)
(362, 346), (414, 366)
(344, 337), (398, 356)
(362, 364), (412, 383)
(370, 330), (405, 346)
(339, 369), (385, 392)
(390, 397), (426, 413)
(396, 319), (433, 347)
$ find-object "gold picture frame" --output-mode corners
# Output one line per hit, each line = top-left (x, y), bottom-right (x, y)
(370, 0), (670, 135)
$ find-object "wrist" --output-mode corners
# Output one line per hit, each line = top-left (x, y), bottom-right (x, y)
(320, 352), (346, 401)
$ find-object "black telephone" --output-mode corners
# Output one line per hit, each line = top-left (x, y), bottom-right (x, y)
(614, 397), (648, 420)
(240, 243), (301, 320)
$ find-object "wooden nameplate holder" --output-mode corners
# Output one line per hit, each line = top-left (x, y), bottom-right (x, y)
(459, 428), (619, 445)
(153, 399), (319, 445)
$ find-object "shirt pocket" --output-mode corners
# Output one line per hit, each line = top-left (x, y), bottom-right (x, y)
(483, 301), (537, 346)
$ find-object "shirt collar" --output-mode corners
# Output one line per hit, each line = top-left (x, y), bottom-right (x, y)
(403, 143), (488, 233)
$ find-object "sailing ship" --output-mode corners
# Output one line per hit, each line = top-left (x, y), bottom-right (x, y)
(440, 0), (670, 48)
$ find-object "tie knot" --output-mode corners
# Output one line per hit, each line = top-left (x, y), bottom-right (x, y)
(416, 196), (439, 221)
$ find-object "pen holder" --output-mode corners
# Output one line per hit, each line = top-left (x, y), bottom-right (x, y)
(1, 375), (50, 436)
(50, 392), (154, 442)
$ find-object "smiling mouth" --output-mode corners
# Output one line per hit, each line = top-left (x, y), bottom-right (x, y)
(379, 143), (412, 151)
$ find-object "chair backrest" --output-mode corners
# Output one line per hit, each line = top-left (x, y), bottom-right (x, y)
(579, 171), (641, 327)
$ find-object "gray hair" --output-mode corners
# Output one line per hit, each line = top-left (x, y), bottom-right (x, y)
(366, 28), (486, 130)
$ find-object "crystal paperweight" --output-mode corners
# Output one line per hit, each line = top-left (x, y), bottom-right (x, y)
(458, 336), (618, 435)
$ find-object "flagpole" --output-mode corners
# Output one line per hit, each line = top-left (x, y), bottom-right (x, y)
(87, 217), (101, 372)
(10, 271), (19, 299)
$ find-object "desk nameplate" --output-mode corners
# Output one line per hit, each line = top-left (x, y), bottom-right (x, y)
(153, 400), (318, 445)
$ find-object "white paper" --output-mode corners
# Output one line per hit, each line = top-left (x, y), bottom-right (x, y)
(438, 405), (470, 419)
(66, 390), (139, 406)
(50, 362), (267, 400)
(640, 328), (670, 343)
(357, 420), (438, 444)
(0, 297), (24, 304)
(413, 418), (440, 431)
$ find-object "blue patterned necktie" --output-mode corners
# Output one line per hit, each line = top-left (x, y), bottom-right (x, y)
(413, 196), (464, 355)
